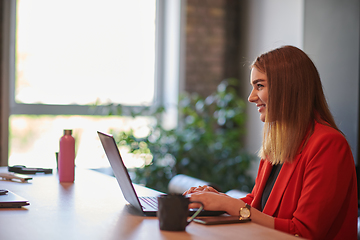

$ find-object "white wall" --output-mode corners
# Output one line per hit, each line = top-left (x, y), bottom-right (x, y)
(156, 0), (186, 130)
(303, 0), (359, 162)
(240, 0), (305, 177)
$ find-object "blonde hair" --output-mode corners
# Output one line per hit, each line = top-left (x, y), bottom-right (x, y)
(252, 46), (340, 164)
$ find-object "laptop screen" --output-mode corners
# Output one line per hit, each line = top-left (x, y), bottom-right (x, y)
(97, 131), (144, 211)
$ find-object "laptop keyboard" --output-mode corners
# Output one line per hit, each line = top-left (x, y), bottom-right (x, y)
(139, 196), (158, 210)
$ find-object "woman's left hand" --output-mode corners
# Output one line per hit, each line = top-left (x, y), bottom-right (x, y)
(183, 185), (219, 196)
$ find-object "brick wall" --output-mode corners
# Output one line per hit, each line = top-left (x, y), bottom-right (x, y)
(185, 0), (240, 97)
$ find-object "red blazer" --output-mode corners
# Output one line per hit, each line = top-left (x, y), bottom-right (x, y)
(241, 122), (358, 240)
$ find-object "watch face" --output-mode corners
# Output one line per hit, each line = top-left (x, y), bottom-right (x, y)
(240, 207), (250, 218)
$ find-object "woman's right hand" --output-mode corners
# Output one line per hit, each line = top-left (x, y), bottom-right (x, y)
(183, 185), (220, 196)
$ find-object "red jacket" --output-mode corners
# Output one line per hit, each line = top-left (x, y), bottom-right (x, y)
(241, 122), (358, 239)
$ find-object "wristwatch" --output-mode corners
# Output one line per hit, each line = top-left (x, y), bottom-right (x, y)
(239, 203), (251, 220)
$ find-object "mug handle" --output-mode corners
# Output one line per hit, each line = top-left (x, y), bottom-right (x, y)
(187, 201), (204, 225)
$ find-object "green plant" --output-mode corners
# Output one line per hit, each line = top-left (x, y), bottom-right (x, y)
(111, 78), (255, 193)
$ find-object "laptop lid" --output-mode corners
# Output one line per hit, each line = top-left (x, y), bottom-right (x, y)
(0, 190), (29, 208)
(97, 131), (158, 215)
(97, 131), (226, 217)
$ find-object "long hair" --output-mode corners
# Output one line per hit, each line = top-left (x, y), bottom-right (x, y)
(252, 45), (340, 164)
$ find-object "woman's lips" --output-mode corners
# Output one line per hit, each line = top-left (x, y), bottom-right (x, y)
(257, 104), (266, 112)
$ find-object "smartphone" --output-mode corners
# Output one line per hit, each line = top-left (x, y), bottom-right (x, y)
(193, 216), (251, 225)
(8, 165), (52, 174)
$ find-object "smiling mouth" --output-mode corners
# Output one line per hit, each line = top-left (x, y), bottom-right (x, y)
(257, 104), (266, 112)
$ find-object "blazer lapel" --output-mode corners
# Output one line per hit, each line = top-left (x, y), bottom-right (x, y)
(262, 153), (302, 216)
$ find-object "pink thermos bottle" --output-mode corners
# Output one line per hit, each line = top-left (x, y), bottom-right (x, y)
(58, 129), (75, 182)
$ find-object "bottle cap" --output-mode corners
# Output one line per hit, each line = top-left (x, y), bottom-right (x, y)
(64, 129), (72, 135)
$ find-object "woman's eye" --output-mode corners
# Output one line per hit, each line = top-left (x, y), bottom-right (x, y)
(257, 84), (264, 89)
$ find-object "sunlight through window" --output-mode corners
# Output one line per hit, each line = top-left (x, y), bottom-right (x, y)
(16, 0), (156, 106)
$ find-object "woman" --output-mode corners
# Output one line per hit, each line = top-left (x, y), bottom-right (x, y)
(184, 45), (358, 239)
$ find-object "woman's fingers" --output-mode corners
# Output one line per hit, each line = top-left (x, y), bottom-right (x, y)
(183, 185), (219, 195)
(188, 201), (203, 209)
(183, 186), (204, 195)
(183, 186), (197, 195)
(205, 186), (218, 193)
(188, 192), (227, 211)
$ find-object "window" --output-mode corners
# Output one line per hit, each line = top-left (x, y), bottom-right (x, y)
(15, 0), (156, 107)
(2, 0), (185, 167)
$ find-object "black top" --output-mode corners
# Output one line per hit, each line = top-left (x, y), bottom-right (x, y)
(261, 163), (283, 211)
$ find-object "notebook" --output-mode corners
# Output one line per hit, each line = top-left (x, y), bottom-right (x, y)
(0, 190), (30, 208)
(97, 131), (225, 217)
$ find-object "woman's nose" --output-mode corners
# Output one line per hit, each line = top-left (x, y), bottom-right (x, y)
(248, 89), (257, 103)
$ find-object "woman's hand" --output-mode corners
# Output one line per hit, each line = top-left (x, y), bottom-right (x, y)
(187, 191), (243, 214)
(183, 185), (246, 214)
(188, 191), (275, 228)
(183, 185), (220, 196)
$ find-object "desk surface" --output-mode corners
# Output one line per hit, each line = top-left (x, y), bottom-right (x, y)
(0, 167), (301, 240)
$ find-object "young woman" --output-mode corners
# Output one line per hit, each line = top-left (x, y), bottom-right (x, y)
(184, 46), (358, 239)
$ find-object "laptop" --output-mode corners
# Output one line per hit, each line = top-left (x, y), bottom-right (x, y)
(97, 131), (225, 217)
(0, 190), (30, 208)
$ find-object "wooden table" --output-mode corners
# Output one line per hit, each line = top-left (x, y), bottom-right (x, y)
(0, 167), (301, 240)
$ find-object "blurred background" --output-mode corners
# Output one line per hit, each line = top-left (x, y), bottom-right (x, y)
(0, 0), (359, 192)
